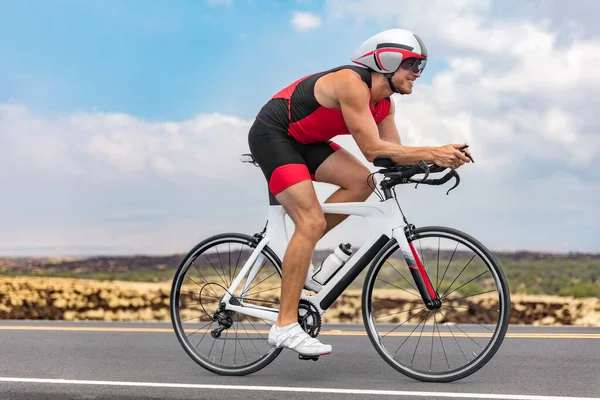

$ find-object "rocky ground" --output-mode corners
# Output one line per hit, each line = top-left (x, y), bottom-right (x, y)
(0, 277), (598, 326)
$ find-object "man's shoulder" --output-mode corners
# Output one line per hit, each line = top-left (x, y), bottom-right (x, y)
(325, 66), (371, 89)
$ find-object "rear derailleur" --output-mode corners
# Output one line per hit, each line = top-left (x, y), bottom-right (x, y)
(210, 303), (234, 339)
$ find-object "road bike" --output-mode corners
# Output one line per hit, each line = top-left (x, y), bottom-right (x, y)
(169, 153), (511, 382)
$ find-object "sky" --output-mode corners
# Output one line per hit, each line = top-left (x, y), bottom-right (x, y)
(0, 0), (598, 256)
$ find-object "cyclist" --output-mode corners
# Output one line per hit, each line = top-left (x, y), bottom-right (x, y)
(248, 28), (472, 357)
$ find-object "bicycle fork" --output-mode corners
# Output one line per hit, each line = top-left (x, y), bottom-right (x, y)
(403, 241), (442, 310)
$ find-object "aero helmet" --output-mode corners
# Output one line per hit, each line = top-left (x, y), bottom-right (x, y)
(351, 29), (428, 92)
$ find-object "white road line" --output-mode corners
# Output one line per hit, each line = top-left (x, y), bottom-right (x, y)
(0, 377), (597, 400)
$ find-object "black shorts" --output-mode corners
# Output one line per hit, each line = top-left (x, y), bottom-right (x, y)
(248, 119), (342, 196)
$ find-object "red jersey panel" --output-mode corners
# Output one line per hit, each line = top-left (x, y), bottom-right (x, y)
(255, 65), (391, 144)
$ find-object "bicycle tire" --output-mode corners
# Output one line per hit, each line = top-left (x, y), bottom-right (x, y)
(362, 226), (510, 382)
(170, 232), (283, 376)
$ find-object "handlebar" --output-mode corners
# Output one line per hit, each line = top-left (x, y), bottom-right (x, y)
(373, 156), (462, 195)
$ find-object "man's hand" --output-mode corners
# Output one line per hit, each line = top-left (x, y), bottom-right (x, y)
(432, 143), (472, 169)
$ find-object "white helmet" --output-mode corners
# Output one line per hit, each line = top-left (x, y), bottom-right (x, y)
(351, 28), (428, 74)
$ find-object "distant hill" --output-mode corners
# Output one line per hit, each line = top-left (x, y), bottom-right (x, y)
(1, 250), (598, 298)
(1, 249), (598, 274)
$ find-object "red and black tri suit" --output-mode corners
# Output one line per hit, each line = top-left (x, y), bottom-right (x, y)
(248, 65), (390, 197)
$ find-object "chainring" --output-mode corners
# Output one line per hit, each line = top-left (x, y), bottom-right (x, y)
(298, 298), (322, 338)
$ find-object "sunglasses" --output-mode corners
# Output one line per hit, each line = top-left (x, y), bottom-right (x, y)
(399, 57), (427, 74)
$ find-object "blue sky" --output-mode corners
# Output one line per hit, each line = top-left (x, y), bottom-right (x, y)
(0, 0), (598, 256)
(1, 1), (444, 121)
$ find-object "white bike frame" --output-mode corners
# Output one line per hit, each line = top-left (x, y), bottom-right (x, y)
(221, 195), (429, 323)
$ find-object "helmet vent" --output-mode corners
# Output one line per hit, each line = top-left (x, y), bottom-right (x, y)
(376, 43), (414, 51)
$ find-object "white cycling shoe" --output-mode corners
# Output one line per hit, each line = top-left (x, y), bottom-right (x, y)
(268, 322), (332, 357)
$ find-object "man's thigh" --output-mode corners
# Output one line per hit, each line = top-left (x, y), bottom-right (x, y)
(310, 143), (371, 189)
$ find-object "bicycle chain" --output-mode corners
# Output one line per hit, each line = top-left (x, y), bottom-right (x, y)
(234, 296), (280, 305)
(211, 296), (277, 341)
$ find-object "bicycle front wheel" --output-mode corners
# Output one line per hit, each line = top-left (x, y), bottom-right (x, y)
(170, 233), (283, 376)
(362, 226), (510, 382)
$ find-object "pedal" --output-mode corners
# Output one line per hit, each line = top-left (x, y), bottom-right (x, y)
(298, 354), (320, 361)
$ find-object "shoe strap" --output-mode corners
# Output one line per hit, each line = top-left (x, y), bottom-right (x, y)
(274, 325), (318, 348)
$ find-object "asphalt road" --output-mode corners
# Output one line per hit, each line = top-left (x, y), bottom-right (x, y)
(0, 321), (598, 400)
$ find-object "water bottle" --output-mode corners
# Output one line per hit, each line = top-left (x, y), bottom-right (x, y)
(312, 243), (353, 286)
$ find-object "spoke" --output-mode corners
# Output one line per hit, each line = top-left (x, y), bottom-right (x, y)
(233, 316), (238, 366)
(228, 243), (232, 286)
(243, 317), (269, 342)
(246, 266), (275, 293)
(386, 261), (418, 293)
(443, 272), (492, 300)
(182, 321), (213, 337)
(231, 245), (244, 286)
(206, 332), (218, 360)
(181, 314), (213, 323)
(435, 311), (451, 370)
(430, 310), (435, 371)
(374, 305), (428, 321)
(436, 237), (440, 292)
(239, 319), (263, 356)
(244, 286), (282, 298)
(208, 247), (229, 288)
(376, 278), (421, 298)
(381, 307), (428, 338)
(200, 252), (227, 289)
(408, 311), (430, 365)
(179, 289), (203, 298)
(443, 305), (497, 332)
(438, 309), (468, 364)
(440, 253), (477, 298)
(437, 242), (459, 293)
(444, 289), (498, 303)
(190, 268), (221, 299)
(449, 304), (500, 313)
(220, 325), (229, 364)
(235, 316), (249, 364)
(390, 309), (428, 353)
(181, 301), (217, 310)
(184, 275), (203, 288)
(195, 323), (214, 356)
(371, 297), (427, 305)
(444, 307), (494, 342)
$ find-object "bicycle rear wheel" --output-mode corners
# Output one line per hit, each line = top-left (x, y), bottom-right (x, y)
(170, 233), (283, 376)
(362, 226), (510, 382)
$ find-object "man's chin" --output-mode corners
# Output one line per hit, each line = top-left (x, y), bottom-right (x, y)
(398, 86), (413, 95)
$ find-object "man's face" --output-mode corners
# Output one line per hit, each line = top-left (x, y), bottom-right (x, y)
(392, 57), (425, 95)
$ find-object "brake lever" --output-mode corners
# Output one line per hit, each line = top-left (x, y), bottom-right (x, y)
(459, 145), (475, 163)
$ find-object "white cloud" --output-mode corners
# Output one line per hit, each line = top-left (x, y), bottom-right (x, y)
(0, 104), (267, 256)
(318, 0), (599, 251)
(323, 0), (600, 167)
(291, 11), (322, 32)
(0, 102), (598, 256)
(0, 105), (254, 182)
(1, 1), (598, 255)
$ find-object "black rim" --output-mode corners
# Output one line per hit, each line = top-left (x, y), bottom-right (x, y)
(170, 234), (283, 374)
(363, 227), (509, 381)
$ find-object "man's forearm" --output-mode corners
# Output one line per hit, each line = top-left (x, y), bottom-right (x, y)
(368, 140), (437, 165)
(379, 130), (402, 145)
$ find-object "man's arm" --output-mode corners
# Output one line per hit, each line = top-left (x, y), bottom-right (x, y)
(334, 71), (468, 167)
(377, 97), (402, 145)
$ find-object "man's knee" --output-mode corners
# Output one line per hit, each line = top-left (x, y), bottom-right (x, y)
(354, 172), (376, 201)
(296, 212), (327, 239)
